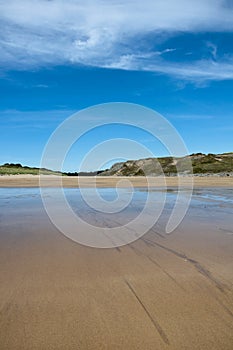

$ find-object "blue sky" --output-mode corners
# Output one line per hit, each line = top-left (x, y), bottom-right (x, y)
(0, 0), (233, 171)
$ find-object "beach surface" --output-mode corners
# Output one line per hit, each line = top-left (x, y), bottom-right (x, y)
(0, 184), (233, 349)
(0, 174), (233, 187)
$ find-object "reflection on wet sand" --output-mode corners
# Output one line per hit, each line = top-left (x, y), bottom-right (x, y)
(0, 187), (233, 349)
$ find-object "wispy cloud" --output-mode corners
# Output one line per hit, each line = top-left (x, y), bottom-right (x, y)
(0, 0), (233, 81)
(0, 109), (75, 129)
(105, 53), (233, 82)
(206, 42), (218, 60)
(167, 113), (215, 120)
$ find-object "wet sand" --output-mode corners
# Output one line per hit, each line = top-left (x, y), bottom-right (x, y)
(0, 174), (232, 188)
(0, 187), (233, 349)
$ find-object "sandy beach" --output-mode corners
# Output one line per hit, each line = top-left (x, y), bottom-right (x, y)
(0, 174), (233, 188)
(1, 0), (233, 348)
(0, 183), (233, 349)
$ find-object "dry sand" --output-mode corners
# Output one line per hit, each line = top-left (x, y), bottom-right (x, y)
(0, 174), (233, 188)
(0, 183), (233, 349)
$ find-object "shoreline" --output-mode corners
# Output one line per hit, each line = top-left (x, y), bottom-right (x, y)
(0, 174), (232, 188)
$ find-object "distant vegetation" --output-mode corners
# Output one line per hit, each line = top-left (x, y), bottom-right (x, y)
(0, 163), (64, 176)
(0, 163), (105, 176)
(191, 153), (233, 174)
(66, 170), (105, 176)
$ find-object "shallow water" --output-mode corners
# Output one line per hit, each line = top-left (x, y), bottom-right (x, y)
(0, 187), (232, 233)
(0, 186), (232, 212)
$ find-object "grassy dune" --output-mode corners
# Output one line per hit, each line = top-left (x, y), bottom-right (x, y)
(101, 152), (233, 176)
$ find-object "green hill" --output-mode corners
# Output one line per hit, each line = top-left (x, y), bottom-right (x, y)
(0, 163), (64, 176)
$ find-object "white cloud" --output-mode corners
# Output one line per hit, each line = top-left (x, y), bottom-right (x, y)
(0, 0), (233, 81)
